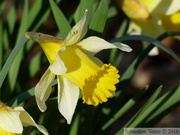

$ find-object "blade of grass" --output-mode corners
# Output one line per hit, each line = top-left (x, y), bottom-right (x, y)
(109, 18), (129, 64)
(28, 0), (43, 29)
(144, 85), (180, 125)
(32, 10), (50, 31)
(0, 21), (2, 69)
(2, 28), (9, 51)
(0, 36), (28, 90)
(101, 86), (149, 131)
(69, 113), (80, 135)
(49, 0), (71, 38)
(88, 0), (110, 35)
(29, 52), (42, 77)
(7, 79), (57, 107)
(27, 6), (51, 51)
(116, 85), (163, 134)
(8, 0), (29, 91)
(6, 5), (16, 34)
(74, 0), (93, 23)
(115, 85), (180, 135)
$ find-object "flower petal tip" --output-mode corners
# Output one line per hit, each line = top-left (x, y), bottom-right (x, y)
(113, 42), (133, 52)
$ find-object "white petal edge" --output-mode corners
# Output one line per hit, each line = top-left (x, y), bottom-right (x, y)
(148, 46), (159, 56)
(35, 68), (55, 112)
(57, 76), (79, 124)
(112, 42), (133, 52)
(77, 36), (132, 56)
(64, 9), (88, 46)
(14, 107), (49, 135)
(49, 47), (67, 75)
(0, 109), (23, 133)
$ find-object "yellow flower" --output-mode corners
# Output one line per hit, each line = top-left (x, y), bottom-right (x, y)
(0, 101), (48, 135)
(117, 0), (180, 55)
(158, 11), (180, 32)
(25, 10), (132, 124)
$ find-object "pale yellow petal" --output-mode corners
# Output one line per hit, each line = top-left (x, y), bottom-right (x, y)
(64, 10), (88, 46)
(77, 36), (132, 56)
(14, 107), (49, 135)
(49, 47), (67, 75)
(57, 76), (79, 124)
(35, 68), (55, 112)
(0, 110), (22, 133)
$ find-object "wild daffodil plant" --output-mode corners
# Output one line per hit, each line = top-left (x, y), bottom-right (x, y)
(116, 0), (180, 55)
(0, 101), (48, 135)
(25, 10), (132, 124)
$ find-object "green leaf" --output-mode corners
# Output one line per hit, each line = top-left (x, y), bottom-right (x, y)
(0, 36), (28, 89)
(6, 5), (16, 34)
(101, 86), (149, 131)
(74, 0), (93, 23)
(29, 52), (42, 77)
(7, 87), (34, 107)
(115, 85), (180, 134)
(8, 0), (29, 91)
(2, 28), (9, 51)
(117, 86), (163, 134)
(69, 113), (80, 135)
(7, 79), (57, 107)
(49, 0), (71, 38)
(144, 85), (180, 126)
(109, 18), (129, 64)
(31, 8), (51, 31)
(0, 21), (3, 69)
(28, 0), (43, 29)
(128, 86), (163, 126)
(89, 0), (110, 34)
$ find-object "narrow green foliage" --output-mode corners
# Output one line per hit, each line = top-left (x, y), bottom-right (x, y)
(74, 0), (93, 23)
(89, 0), (110, 34)
(0, 36), (28, 89)
(102, 86), (149, 131)
(49, 0), (71, 38)
(116, 85), (180, 134)
(115, 86), (163, 134)
(8, 0), (29, 91)
(28, 0), (43, 29)
(6, 5), (16, 34)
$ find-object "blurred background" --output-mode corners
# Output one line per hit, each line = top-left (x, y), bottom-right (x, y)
(0, 0), (180, 134)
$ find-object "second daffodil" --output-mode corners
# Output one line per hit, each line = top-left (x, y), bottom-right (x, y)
(116, 0), (180, 55)
(25, 10), (132, 124)
(0, 101), (48, 135)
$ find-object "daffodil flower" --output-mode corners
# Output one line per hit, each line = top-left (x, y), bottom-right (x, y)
(0, 101), (48, 135)
(117, 0), (180, 55)
(25, 10), (132, 124)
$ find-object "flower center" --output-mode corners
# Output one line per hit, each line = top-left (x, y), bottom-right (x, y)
(60, 45), (120, 105)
